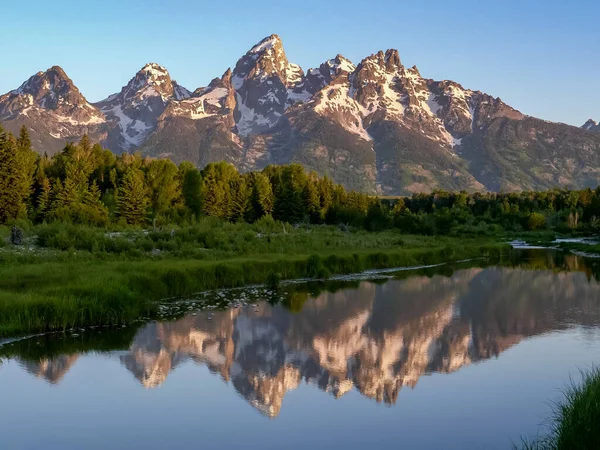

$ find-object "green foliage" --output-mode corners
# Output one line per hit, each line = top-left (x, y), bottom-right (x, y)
(229, 174), (249, 222)
(145, 159), (180, 218)
(265, 272), (281, 290)
(528, 212), (547, 231)
(306, 254), (331, 279)
(3, 127), (600, 238)
(117, 168), (150, 225)
(181, 167), (203, 218)
(247, 172), (274, 221)
(0, 125), (36, 223)
(201, 162), (237, 219)
(518, 368), (600, 450)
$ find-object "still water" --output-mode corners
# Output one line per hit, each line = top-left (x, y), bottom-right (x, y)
(2, 250), (600, 450)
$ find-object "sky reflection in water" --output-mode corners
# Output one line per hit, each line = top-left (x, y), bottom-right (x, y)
(2, 251), (600, 450)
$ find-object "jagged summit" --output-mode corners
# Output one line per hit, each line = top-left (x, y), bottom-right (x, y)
(141, 62), (169, 74)
(233, 33), (298, 85)
(231, 34), (306, 136)
(583, 119), (600, 132)
(8, 65), (88, 110)
(0, 65), (106, 152)
(248, 34), (282, 55)
(94, 62), (192, 150)
(101, 62), (175, 104)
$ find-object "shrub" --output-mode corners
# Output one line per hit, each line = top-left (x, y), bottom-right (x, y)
(527, 213), (547, 231)
(266, 272), (281, 290)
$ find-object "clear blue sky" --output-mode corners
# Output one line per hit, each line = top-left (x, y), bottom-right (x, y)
(1, 0), (598, 126)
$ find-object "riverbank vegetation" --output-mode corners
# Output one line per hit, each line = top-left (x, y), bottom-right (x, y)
(520, 368), (600, 450)
(0, 226), (508, 337)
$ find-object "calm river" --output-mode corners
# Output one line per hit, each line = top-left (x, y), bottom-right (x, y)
(2, 250), (600, 449)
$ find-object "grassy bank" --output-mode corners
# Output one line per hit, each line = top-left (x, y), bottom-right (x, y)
(0, 222), (509, 337)
(520, 368), (600, 449)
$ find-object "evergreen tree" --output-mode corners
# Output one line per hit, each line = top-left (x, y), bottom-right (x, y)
(16, 125), (31, 152)
(229, 175), (249, 222)
(145, 159), (180, 218)
(37, 177), (51, 220)
(318, 176), (334, 214)
(303, 181), (321, 222)
(0, 129), (21, 223)
(248, 172), (274, 221)
(117, 169), (150, 225)
(0, 125), (36, 223)
(201, 162), (237, 219)
(181, 167), (203, 218)
(273, 164), (306, 223)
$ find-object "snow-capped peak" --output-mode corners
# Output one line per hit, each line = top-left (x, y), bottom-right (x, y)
(132, 63), (172, 94)
(141, 62), (169, 76)
(4, 65), (102, 117)
(582, 119), (599, 131)
(249, 34), (282, 55)
(97, 62), (191, 106)
(92, 63), (191, 151)
(11, 66), (74, 100)
(327, 55), (356, 74)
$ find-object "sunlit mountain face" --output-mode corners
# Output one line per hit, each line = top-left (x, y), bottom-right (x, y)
(6, 252), (600, 419)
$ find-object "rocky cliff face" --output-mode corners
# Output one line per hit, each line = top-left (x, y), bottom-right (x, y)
(3, 35), (600, 193)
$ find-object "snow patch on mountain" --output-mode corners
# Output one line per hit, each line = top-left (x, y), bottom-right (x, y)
(327, 56), (356, 74)
(235, 93), (279, 136)
(313, 84), (372, 141)
(582, 119), (599, 131)
(249, 35), (280, 55)
(173, 84), (192, 100)
(424, 93), (442, 116)
(201, 87), (228, 107)
(104, 104), (151, 147)
(286, 89), (312, 106)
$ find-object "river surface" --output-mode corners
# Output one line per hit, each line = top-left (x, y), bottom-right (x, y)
(2, 250), (600, 449)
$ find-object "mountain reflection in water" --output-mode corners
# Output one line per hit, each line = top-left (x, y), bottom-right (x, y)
(9, 253), (600, 419)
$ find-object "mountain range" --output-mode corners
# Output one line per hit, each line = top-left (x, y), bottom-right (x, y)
(2, 34), (600, 194)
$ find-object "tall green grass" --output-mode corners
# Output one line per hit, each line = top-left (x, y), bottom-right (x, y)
(28, 219), (476, 259)
(518, 368), (600, 449)
(0, 238), (509, 337)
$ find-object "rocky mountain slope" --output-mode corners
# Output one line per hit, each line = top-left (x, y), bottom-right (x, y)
(2, 35), (600, 194)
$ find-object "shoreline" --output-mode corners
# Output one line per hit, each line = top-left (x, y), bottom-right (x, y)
(0, 240), (509, 338)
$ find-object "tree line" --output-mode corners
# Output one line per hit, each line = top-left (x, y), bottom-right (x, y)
(0, 125), (373, 227)
(2, 124), (600, 234)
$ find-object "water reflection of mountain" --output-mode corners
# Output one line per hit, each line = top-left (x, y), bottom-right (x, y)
(118, 266), (600, 417)
(9, 261), (600, 417)
(20, 355), (79, 384)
